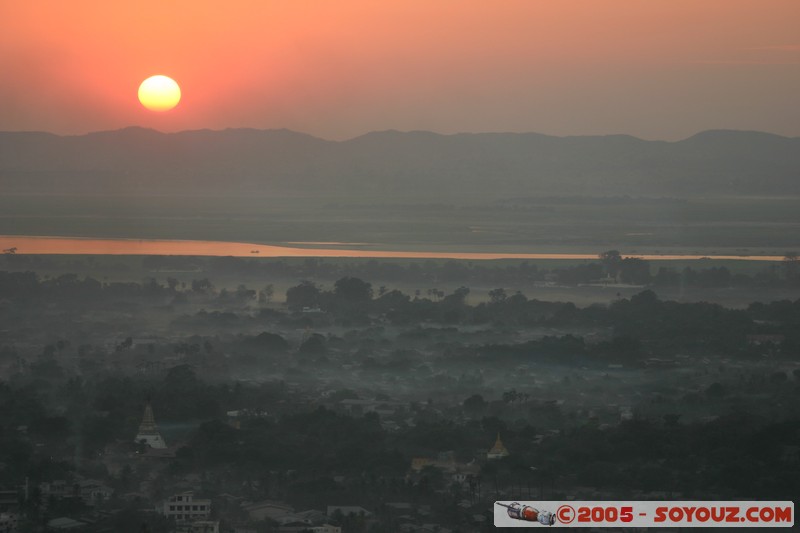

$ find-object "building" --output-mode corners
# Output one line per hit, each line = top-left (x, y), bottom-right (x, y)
(76, 479), (113, 505)
(176, 520), (220, 533)
(37, 481), (81, 508)
(135, 401), (167, 449)
(0, 491), (18, 513)
(326, 506), (372, 517)
(410, 451), (456, 472)
(45, 517), (86, 530)
(451, 462), (481, 485)
(159, 492), (211, 523)
(486, 434), (509, 460)
(242, 500), (294, 522)
(746, 334), (785, 345)
(338, 399), (405, 417)
(0, 512), (18, 533)
(279, 525), (341, 533)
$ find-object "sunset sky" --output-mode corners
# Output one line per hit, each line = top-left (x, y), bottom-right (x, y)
(2, 0), (799, 140)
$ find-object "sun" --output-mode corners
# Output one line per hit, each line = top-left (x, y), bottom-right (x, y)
(138, 75), (181, 112)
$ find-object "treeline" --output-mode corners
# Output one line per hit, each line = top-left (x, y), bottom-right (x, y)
(0, 271), (252, 306)
(2, 270), (799, 352)
(0, 271), (175, 302)
(284, 277), (798, 340)
(3, 253), (799, 297)
(132, 253), (799, 288)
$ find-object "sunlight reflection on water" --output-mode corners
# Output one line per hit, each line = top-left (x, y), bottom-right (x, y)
(0, 236), (787, 261)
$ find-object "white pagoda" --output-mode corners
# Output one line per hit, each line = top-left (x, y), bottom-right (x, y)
(135, 401), (167, 449)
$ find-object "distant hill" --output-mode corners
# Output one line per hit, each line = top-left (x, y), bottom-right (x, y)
(1, 127), (798, 197)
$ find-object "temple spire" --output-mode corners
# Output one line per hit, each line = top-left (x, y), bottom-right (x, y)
(487, 432), (509, 460)
(138, 403), (158, 433)
(135, 400), (167, 449)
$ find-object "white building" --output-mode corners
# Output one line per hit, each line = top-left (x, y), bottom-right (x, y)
(159, 492), (211, 522)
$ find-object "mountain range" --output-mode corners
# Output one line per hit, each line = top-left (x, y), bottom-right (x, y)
(1, 127), (798, 197)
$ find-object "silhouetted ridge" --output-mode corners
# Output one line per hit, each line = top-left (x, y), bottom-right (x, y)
(0, 128), (797, 197)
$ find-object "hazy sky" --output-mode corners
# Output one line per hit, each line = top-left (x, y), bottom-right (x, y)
(2, 1), (799, 140)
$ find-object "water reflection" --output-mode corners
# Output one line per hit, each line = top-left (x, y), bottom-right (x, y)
(0, 235), (786, 261)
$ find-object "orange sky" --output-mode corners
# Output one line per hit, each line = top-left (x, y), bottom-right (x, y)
(1, 0), (799, 139)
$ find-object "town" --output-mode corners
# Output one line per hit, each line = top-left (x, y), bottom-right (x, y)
(0, 254), (798, 532)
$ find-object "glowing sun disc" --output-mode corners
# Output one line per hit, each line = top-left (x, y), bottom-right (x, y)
(138, 75), (181, 112)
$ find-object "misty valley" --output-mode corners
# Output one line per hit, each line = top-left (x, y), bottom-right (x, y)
(0, 252), (798, 532)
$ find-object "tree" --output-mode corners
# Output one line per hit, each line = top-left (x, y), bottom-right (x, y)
(427, 288), (444, 301)
(235, 284), (256, 301)
(164, 364), (197, 390)
(619, 258), (651, 285)
(769, 371), (788, 384)
(191, 278), (214, 294)
(299, 333), (326, 355)
(599, 250), (622, 278)
(630, 289), (658, 307)
(285, 280), (321, 310)
(595, 336), (643, 362)
(443, 286), (470, 306)
(334, 277), (373, 302)
(259, 284), (274, 304)
(502, 389), (520, 404)
(463, 394), (487, 416)
(784, 252), (799, 281)
(489, 288), (507, 304)
(653, 267), (680, 286)
(250, 332), (289, 352)
(329, 389), (360, 402)
(30, 415), (71, 446)
(706, 382), (726, 398)
(116, 337), (133, 351)
(374, 289), (411, 313)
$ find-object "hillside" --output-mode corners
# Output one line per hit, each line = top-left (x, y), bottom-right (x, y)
(1, 128), (798, 197)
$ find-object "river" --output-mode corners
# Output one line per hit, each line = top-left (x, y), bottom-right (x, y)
(0, 235), (788, 261)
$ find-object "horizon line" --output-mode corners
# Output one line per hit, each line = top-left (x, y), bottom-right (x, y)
(0, 126), (797, 144)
